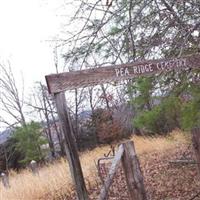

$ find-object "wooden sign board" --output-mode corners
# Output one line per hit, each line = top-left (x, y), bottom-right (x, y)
(46, 54), (200, 94)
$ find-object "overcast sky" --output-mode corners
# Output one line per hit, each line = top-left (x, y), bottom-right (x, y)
(0, 0), (78, 130)
(0, 0), (70, 89)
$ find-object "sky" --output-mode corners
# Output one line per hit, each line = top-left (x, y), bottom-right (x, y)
(0, 0), (77, 130)
(0, 0), (69, 89)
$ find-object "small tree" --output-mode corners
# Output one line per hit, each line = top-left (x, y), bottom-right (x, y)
(91, 108), (123, 143)
(12, 121), (47, 165)
(130, 76), (155, 112)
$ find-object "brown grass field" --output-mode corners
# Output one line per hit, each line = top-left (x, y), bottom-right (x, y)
(0, 130), (199, 200)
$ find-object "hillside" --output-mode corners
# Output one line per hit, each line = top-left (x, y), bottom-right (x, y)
(0, 130), (199, 200)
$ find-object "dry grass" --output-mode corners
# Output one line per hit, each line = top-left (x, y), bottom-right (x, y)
(0, 129), (190, 200)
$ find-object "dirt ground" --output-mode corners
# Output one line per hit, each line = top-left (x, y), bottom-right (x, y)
(46, 140), (200, 200)
(89, 144), (200, 200)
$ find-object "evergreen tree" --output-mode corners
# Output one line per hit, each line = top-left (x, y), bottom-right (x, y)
(12, 121), (47, 165)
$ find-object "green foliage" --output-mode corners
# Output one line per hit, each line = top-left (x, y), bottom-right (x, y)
(181, 85), (200, 130)
(63, 0), (199, 68)
(134, 96), (182, 134)
(133, 106), (161, 134)
(108, 26), (122, 36)
(181, 101), (199, 130)
(12, 121), (47, 165)
(61, 0), (200, 136)
(132, 77), (154, 111)
(129, 69), (200, 134)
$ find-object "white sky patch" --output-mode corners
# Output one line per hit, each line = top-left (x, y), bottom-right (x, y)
(0, 0), (75, 129)
(0, 0), (67, 89)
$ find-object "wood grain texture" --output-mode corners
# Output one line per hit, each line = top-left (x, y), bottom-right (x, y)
(54, 92), (89, 200)
(192, 127), (200, 174)
(122, 141), (147, 200)
(46, 54), (200, 93)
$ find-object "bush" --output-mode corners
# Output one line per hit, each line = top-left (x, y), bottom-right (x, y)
(133, 97), (182, 134)
(91, 108), (124, 143)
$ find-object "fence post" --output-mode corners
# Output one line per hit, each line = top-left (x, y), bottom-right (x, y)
(122, 141), (147, 200)
(98, 145), (124, 200)
(192, 127), (200, 174)
(54, 92), (89, 200)
(1, 173), (10, 188)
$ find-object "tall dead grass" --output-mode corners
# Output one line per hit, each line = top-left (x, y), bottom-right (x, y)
(0, 129), (189, 200)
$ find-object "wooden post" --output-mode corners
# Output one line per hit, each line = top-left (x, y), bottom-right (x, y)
(122, 141), (147, 200)
(54, 92), (89, 200)
(98, 145), (124, 200)
(1, 173), (10, 188)
(192, 127), (200, 174)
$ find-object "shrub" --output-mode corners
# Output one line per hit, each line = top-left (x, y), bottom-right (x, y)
(133, 97), (182, 134)
(91, 108), (124, 143)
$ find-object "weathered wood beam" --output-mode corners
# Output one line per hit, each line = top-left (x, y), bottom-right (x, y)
(169, 159), (197, 164)
(192, 127), (200, 174)
(54, 92), (89, 200)
(46, 54), (200, 93)
(122, 141), (147, 200)
(98, 144), (124, 200)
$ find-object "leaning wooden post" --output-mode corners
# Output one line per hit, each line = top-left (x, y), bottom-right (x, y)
(121, 141), (147, 200)
(54, 92), (89, 200)
(192, 127), (200, 174)
(98, 145), (124, 200)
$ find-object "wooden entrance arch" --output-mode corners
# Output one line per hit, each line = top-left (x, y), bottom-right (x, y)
(45, 53), (200, 200)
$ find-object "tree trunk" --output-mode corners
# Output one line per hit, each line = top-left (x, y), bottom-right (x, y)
(46, 95), (66, 156)
(192, 127), (200, 174)
(101, 85), (111, 111)
(41, 84), (55, 158)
